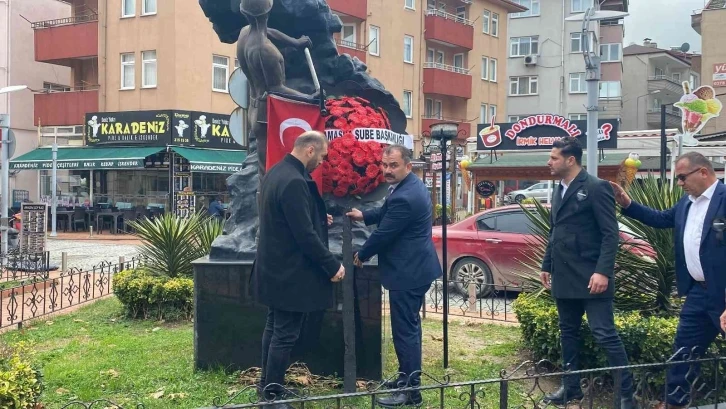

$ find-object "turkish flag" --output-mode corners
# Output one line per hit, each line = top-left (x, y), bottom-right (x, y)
(266, 94), (325, 194)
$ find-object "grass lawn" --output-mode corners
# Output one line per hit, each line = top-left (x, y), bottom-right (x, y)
(1, 298), (529, 409)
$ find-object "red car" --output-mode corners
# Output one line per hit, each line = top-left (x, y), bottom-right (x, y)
(431, 205), (655, 297)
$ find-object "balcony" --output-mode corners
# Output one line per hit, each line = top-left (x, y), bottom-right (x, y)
(33, 15), (98, 65)
(599, 98), (622, 121)
(648, 75), (685, 98)
(422, 117), (471, 139)
(422, 63), (472, 99)
(34, 88), (99, 127)
(327, 0), (367, 20)
(647, 107), (682, 129)
(424, 9), (474, 50)
(336, 40), (367, 63)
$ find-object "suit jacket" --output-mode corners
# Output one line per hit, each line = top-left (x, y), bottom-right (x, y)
(622, 181), (726, 311)
(359, 173), (442, 291)
(541, 169), (620, 299)
(253, 154), (340, 312)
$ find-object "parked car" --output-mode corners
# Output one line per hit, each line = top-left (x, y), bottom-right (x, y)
(504, 182), (552, 204)
(431, 205), (655, 297)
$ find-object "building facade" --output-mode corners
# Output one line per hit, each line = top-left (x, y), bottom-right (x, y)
(692, 0), (726, 137)
(504, 0), (627, 123)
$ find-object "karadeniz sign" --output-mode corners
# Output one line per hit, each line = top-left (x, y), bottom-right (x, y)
(10, 159), (145, 170)
(477, 115), (618, 151)
(189, 163), (243, 173)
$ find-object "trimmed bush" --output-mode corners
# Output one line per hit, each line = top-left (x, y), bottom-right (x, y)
(0, 341), (43, 409)
(113, 269), (193, 320)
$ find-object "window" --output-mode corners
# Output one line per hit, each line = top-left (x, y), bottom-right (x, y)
(43, 82), (71, 92)
(599, 81), (621, 98)
(405, 0), (415, 9)
(495, 212), (532, 234)
(425, 99), (442, 119)
(689, 73), (699, 88)
(434, 100), (442, 119)
(571, 0), (591, 13)
(569, 72), (586, 93)
(212, 55), (229, 92)
(672, 73), (681, 82)
(482, 10), (490, 34)
(489, 105), (497, 122)
(369, 25), (380, 56)
(510, 76), (538, 95)
(476, 216), (495, 231)
(510, 36), (539, 57)
(403, 35), (414, 63)
(599, 43), (621, 62)
(571, 32), (595, 53)
(402, 91), (413, 118)
(511, 0), (540, 17)
(489, 58), (498, 82)
(141, 50), (157, 88)
(427, 0), (436, 9)
(456, 6), (466, 20)
(508, 115), (525, 122)
(142, 0), (157, 15)
(569, 113), (587, 120)
(121, 53), (135, 89)
(654, 67), (664, 77)
(480, 104), (488, 123)
(481, 56), (489, 80)
(491, 13), (499, 37)
(436, 51), (444, 63)
(122, 0), (135, 17)
(341, 24), (356, 46)
(453, 54), (464, 68)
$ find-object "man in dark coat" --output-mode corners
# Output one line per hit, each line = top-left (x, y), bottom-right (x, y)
(540, 137), (637, 409)
(347, 145), (441, 408)
(254, 131), (344, 408)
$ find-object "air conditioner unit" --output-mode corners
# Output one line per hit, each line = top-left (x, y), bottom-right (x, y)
(524, 55), (538, 66)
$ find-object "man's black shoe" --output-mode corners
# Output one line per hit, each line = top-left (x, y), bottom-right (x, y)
(376, 392), (422, 408)
(544, 386), (584, 405)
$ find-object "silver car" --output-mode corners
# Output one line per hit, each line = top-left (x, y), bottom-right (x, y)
(505, 182), (552, 203)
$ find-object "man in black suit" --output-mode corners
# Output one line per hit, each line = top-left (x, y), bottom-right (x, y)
(347, 145), (442, 408)
(540, 137), (637, 409)
(254, 131), (344, 409)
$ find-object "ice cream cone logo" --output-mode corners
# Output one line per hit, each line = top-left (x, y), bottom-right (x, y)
(674, 81), (722, 146)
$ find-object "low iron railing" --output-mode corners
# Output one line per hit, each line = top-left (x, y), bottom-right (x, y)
(31, 14), (99, 29)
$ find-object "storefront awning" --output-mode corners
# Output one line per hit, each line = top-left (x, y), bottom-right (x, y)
(172, 147), (246, 173)
(9, 147), (164, 170)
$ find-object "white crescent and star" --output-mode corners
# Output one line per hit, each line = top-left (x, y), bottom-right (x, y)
(279, 118), (313, 147)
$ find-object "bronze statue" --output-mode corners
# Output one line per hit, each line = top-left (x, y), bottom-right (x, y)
(237, 0), (319, 178)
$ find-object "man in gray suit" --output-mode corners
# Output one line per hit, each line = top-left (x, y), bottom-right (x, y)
(540, 137), (637, 409)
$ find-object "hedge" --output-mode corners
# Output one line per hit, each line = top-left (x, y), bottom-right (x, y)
(0, 341), (42, 409)
(112, 270), (194, 320)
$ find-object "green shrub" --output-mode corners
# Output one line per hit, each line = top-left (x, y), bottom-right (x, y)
(0, 341), (42, 409)
(113, 269), (194, 320)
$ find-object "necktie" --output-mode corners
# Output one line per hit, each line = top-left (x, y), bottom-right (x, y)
(388, 186), (394, 197)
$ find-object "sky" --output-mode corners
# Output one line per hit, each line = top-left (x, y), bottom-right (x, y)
(623, 0), (706, 53)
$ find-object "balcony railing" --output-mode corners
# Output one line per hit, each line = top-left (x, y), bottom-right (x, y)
(422, 115), (467, 122)
(648, 107), (682, 117)
(423, 62), (471, 75)
(32, 14), (98, 29)
(336, 39), (368, 52)
(648, 75), (683, 85)
(425, 9), (474, 26)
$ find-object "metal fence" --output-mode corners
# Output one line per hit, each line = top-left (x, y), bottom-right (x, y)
(0, 255), (145, 330)
(422, 279), (522, 322)
(0, 251), (50, 283)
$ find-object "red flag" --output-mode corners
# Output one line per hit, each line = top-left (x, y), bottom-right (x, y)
(266, 94), (325, 193)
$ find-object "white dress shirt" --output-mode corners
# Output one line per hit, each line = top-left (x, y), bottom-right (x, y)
(560, 180), (570, 198)
(683, 180), (719, 282)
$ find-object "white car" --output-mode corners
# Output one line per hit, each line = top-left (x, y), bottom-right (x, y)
(505, 182), (552, 203)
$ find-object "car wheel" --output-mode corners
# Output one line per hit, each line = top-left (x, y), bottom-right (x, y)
(515, 194), (526, 203)
(451, 257), (494, 298)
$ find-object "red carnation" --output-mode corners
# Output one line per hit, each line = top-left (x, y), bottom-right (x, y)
(365, 164), (379, 178)
(333, 118), (349, 130)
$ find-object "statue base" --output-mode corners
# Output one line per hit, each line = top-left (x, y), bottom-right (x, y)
(192, 257), (383, 381)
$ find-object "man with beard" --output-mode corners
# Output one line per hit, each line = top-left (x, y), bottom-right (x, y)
(254, 131), (344, 409)
(346, 145), (441, 408)
(540, 137), (637, 409)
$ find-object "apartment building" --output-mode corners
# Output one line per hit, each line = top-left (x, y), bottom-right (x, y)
(692, 0), (726, 137)
(504, 0), (627, 123)
(620, 39), (700, 132)
(330, 0), (526, 149)
(1, 0), (72, 202)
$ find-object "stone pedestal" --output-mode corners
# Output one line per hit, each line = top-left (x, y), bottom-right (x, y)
(192, 257), (382, 380)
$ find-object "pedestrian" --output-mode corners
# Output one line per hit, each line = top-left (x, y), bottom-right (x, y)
(253, 131), (344, 409)
(540, 137), (637, 408)
(610, 152), (726, 409)
(346, 145), (441, 408)
(207, 196), (224, 220)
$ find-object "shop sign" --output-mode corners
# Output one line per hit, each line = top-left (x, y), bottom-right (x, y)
(174, 192), (196, 219)
(713, 63), (726, 87)
(189, 163), (243, 173)
(189, 111), (242, 150)
(10, 159), (145, 170)
(476, 181), (497, 197)
(476, 115), (618, 151)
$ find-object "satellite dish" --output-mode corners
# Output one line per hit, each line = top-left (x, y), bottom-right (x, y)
(680, 42), (691, 53)
(229, 68), (249, 109)
(229, 107), (246, 147)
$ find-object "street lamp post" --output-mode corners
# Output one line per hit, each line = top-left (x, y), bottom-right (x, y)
(635, 90), (661, 130)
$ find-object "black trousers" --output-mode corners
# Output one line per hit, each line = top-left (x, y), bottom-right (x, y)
(555, 298), (634, 397)
(389, 283), (430, 389)
(260, 308), (305, 395)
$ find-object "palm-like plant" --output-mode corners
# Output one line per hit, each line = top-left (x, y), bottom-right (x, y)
(129, 212), (224, 278)
(517, 175), (683, 316)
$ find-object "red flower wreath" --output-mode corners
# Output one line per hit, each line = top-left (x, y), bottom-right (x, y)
(321, 96), (392, 198)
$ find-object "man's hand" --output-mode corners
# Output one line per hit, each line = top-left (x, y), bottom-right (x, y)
(346, 208), (364, 222)
(353, 253), (363, 268)
(588, 273), (609, 294)
(540, 272), (551, 289)
(720, 309), (726, 333)
(608, 181), (632, 209)
(297, 35), (312, 49)
(331, 264), (345, 282)
(327, 214), (333, 226)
